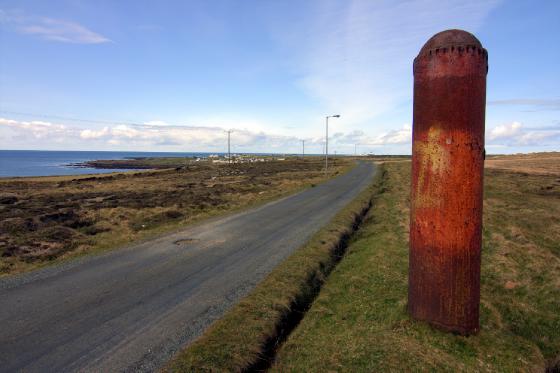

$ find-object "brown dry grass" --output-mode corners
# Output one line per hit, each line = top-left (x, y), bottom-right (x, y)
(486, 152), (560, 176)
(0, 157), (351, 276)
(272, 156), (559, 372)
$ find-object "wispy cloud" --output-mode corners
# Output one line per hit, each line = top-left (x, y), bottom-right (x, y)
(268, 0), (501, 127)
(0, 10), (110, 44)
(331, 125), (412, 146)
(487, 99), (560, 110)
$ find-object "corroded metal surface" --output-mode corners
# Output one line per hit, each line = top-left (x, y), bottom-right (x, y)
(408, 29), (487, 335)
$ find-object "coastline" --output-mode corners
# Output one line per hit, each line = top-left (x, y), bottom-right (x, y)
(0, 150), (305, 178)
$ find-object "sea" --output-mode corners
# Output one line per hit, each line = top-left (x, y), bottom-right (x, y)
(0, 150), (227, 178)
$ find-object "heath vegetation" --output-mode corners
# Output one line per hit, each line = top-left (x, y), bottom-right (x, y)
(0, 157), (350, 276)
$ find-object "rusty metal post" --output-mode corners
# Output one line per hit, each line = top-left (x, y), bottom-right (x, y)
(408, 29), (487, 335)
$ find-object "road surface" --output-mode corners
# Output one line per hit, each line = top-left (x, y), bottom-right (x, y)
(0, 161), (375, 372)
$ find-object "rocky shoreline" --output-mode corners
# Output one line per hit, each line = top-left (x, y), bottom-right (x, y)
(69, 157), (187, 170)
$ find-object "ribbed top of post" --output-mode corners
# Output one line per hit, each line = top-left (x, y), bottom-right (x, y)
(418, 29), (484, 57)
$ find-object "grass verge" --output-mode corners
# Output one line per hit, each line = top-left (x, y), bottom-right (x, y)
(166, 163), (381, 372)
(271, 161), (559, 372)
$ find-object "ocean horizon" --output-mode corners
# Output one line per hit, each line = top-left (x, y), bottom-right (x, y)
(0, 150), (278, 178)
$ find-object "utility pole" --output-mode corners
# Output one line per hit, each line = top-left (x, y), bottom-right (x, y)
(225, 130), (233, 164)
(355, 144), (357, 156)
(325, 117), (328, 175)
(301, 140), (305, 159)
(325, 115), (340, 176)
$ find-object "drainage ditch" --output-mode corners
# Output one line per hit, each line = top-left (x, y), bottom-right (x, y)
(244, 198), (375, 372)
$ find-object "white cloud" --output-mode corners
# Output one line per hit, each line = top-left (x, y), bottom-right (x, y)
(329, 124), (412, 146)
(1, 11), (110, 44)
(0, 117), (300, 150)
(111, 125), (143, 139)
(0, 117), (70, 139)
(0, 118), (18, 125)
(144, 120), (169, 126)
(3, 115), (557, 152)
(488, 121), (522, 140)
(375, 124), (412, 145)
(80, 127), (110, 139)
(516, 130), (560, 146)
(487, 121), (560, 146)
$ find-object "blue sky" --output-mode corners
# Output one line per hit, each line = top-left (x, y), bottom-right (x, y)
(0, 0), (558, 154)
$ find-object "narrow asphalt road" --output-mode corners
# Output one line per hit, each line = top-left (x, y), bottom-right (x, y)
(0, 161), (376, 373)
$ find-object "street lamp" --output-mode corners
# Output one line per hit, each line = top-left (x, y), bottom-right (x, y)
(325, 114), (340, 176)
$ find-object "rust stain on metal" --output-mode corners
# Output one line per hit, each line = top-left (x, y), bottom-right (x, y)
(413, 125), (449, 209)
(408, 29), (487, 335)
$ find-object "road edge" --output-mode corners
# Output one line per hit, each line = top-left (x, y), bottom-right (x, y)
(1, 161), (356, 283)
(165, 162), (382, 372)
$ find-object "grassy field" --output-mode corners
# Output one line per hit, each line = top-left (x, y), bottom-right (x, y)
(486, 152), (560, 176)
(271, 158), (560, 372)
(0, 157), (351, 276)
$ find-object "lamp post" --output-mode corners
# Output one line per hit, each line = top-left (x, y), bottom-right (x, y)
(325, 114), (340, 176)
